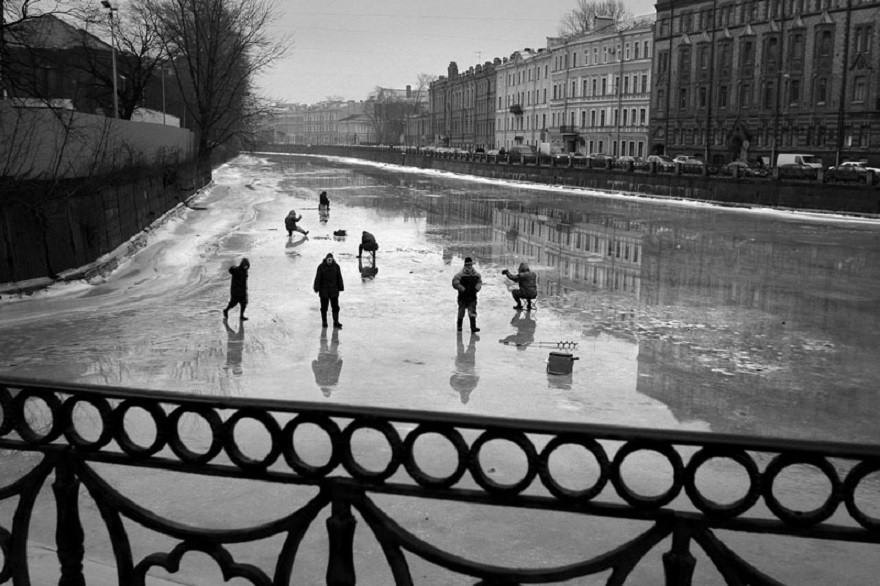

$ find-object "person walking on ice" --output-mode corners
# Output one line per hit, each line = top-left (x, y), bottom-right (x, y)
(313, 253), (344, 329)
(502, 262), (537, 310)
(357, 231), (378, 261)
(452, 257), (482, 333)
(223, 258), (250, 321)
(285, 209), (308, 238)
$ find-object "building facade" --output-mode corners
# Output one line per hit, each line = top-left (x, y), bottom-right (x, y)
(494, 48), (553, 151)
(260, 101), (375, 145)
(429, 60), (497, 149)
(547, 21), (654, 157)
(652, 0), (880, 165)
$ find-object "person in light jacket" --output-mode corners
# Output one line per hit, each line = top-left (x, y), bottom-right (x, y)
(502, 262), (537, 310)
(452, 257), (482, 333)
(313, 253), (344, 329)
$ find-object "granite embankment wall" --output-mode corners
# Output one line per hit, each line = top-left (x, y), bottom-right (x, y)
(0, 161), (211, 285)
(262, 145), (880, 216)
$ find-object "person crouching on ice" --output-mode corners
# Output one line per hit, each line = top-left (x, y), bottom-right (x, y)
(502, 262), (537, 310)
(452, 257), (482, 333)
(285, 209), (309, 238)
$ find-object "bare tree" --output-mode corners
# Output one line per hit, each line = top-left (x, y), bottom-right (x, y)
(147, 0), (290, 158)
(364, 87), (407, 145)
(411, 73), (436, 110)
(557, 0), (632, 37)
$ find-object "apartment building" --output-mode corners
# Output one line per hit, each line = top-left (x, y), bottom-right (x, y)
(429, 60), (497, 149)
(652, 0), (880, 165)
(494, 47), (553, 150)
(547, 19), (654, 157)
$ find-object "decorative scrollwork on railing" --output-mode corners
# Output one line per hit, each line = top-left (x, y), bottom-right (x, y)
(0, 376), (879, 585)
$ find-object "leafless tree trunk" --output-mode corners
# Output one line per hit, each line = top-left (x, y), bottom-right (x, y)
(557, 0), (632, 37)
(147, 0), (289, 157)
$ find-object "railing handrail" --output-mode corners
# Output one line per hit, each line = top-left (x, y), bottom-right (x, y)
(4, 375), (879, 459)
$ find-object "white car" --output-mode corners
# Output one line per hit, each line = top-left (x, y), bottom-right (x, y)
(673, 155), (704, 165)
(828, 161), (880, 174)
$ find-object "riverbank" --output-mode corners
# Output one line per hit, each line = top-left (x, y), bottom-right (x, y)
(258, 144), (880, 218)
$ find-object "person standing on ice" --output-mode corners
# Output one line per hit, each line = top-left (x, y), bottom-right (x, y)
(502, 262), (537, 310)
(319, 191), (330, 208)
(313, 253), (344, 329)
(285, 209), (309, 238)
(223, 258), (250, 321)
(452, 257), (482, 333)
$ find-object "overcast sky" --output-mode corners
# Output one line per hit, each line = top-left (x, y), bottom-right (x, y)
(258, 0), (657, 105)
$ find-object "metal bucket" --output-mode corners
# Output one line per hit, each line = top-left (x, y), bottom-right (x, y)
(547, 351), (579, 375)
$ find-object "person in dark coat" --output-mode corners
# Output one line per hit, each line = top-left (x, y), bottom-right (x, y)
(502, 262), (537, 310)
(285, 209), (308, 238)
(357, 231), (379, 260)
(319, 191), (330, 208)
(452, 257), (482, 333)
(313, 253), (344, 329)
(223, 258), (250, 321)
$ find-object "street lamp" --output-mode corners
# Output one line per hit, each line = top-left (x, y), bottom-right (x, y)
(101, 0), (118, 118)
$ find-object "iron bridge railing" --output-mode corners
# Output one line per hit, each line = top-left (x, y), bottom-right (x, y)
(0, 376), (879, 585)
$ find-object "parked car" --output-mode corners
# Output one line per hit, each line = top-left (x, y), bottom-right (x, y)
(586, 153), (615, 164)
(826, 161), (880, 179)
(485, 149), (501, 156)
(723, 160), (769, 178)
(508, 145), (537, 163)
(646, 155), (675, 165)
(616, 155), (639, 163)
(673, 155), (704, 165)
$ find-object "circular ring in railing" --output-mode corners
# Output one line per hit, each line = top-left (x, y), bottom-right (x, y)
(222, 409), (282, 472)
(0, 526), (11, 583)
(610, 442), (684, 509)
(401, 424), (469, 489)
(0, 387), (17, 437)
(340, 419), (403, 483)
(684, 447), (761, 519)
(538, 434), (609, 501)
(112, 399), (168, 458)
(167, 405), (223, 466)
(281, 414), (342, 479)
(843, 460), (880, 531)
(762, 454), (841, 528)
(60, 395), (114, 452)
(13, 389), (63, 445)
(468, 430), (539, 496)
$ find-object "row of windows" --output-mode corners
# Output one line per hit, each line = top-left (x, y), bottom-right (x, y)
(552, 40), (652, 70)
(659, 0), (845, 37)
(656, 27), (846, 81)
(551, 73), (651, 100)
(658, 73), (867, 111)
(498, 107), (648, 131)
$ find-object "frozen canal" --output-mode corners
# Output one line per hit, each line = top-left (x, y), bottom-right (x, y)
(1, 153), (880, 443)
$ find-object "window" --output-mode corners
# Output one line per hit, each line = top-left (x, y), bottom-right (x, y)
(581, 111), (586, 127)
(816, 29), (833, 58)
(592, 79), (597, 95)
(639, 108), (646, 124)
(623, 109), (628, 125)
(600, 110), (606, 126)
(624, 77), (630, 94)
(853, 76), (866, 102)
(739, 83), (751, 107)
(788, 79), (800, 105)
(679, 88), (688, 109)
(699, 86), (707, 108)
(604, 47), (608, 63)
(764, 35), (779, 74)
(583, 79), (588, 95)
(657, 51), (670, 76)
(679, 47), (691, 83)
(740, 39), (755, 69)
(644, 41), (650, 57)
(699, 44), (710, 70)
(634, 43), (640, 59)
(602, 78), (607, 95)
(573, 53), (577, 67)
(625, 44), (631, 60)
(591, 110), (596, 126)
(718, 85), (728, 108)
(814, 77), (827, 105)
(641, 75), (648, 93)
(763, 81), (774, 109)
(657, 89), (666, 109)
(854, 25), (873, 54)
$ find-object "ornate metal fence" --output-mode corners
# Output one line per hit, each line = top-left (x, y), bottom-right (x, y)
(1, 376), (879, 585)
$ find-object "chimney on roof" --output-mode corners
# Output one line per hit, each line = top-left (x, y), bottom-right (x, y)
(406, 85), (411, 98)
(448, 62), (459, 78)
